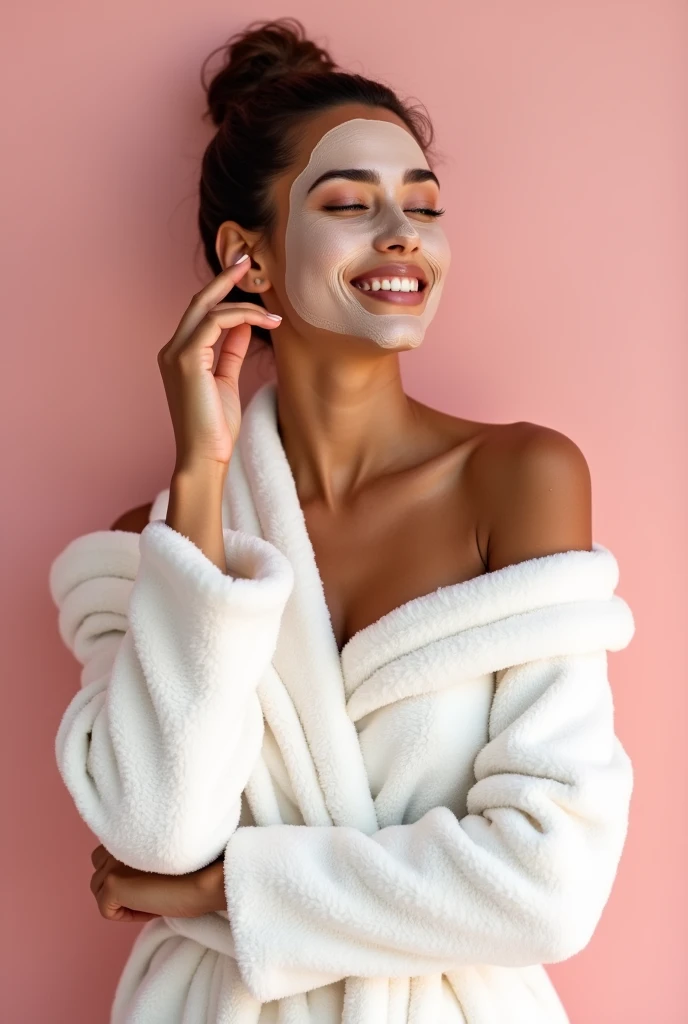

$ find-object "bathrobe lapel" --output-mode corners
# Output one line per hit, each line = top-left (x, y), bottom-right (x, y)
(224, 379), (632, 840)
(228, 380), (379, 833)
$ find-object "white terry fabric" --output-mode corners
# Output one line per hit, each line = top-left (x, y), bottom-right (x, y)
(49, 379), (635, 1024)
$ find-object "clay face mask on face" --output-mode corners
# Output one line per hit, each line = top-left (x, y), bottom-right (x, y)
(284, 118), (451, 348)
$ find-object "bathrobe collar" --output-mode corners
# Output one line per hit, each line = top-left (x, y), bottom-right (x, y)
(225, 379), (629, 831)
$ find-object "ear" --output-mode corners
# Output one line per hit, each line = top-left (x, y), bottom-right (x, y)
(215, 220), (272, 295)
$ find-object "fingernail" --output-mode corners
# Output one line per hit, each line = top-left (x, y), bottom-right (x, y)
(232, 253), (249, 265)
(266, 313), (282, 320)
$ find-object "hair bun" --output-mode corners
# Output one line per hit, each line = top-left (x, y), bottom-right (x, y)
(202, 18), (337, 127)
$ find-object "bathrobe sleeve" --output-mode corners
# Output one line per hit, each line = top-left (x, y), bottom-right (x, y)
(50, 517), (294, 874)
(222, 647), (634, 1002)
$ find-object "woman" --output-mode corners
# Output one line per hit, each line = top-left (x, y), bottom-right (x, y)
(49, 17), (635, 1024)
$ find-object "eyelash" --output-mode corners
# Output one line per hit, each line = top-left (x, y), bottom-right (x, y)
(322, 204), (446, 218)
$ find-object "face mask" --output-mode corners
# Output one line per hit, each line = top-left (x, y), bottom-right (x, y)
(284, 118), (451, 349)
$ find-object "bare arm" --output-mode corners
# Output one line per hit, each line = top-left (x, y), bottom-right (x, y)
(108, 465), (228, 574)
(165, 464), (228, 573)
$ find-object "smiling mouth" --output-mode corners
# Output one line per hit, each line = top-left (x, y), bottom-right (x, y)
(348, 277), (428, 307)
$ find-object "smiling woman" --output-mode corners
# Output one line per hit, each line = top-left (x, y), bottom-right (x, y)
(305, 165), (443, 305)
(196, 19), (441, 352)
(49, 14), (635, 1024)
(279, 117), (451, 344)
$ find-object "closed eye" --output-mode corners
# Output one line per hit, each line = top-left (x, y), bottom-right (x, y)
(322, 204), (445, 217)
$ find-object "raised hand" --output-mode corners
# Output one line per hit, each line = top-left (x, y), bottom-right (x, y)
(157, 254), (282, 472)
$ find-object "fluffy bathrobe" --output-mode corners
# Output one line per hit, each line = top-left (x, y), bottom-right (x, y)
(49, 380), (635, 1024)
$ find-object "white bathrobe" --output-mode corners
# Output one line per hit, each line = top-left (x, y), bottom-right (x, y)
(49, 379), (635, 1024)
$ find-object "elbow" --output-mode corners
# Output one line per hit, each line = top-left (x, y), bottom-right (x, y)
(103, 802), (242, 874)
(535, 814), (630, 963)
(107, 837), (226, 876)
(58, 758), (239, 875)
(538, 906), (599, 963)
(508, 856), (620, 965)
(497, 904), (595, 967)
(162, 818), (240, 874)
(89, 808), (239, 874)
(536, 879), (612, 964)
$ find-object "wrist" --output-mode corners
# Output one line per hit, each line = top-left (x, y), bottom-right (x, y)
(196, 858), (227, 915)
(168, 463), (227, 519)
(171, 458), (228, 487)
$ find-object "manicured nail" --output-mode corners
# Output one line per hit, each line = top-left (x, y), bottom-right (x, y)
(232, 253), (249, 265)
(266, 313), (282, 320)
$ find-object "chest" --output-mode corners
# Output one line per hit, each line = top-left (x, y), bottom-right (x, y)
(302, 455), (488, 653)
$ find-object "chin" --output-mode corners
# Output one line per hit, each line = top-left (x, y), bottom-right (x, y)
(364, 325), (426, 351)
(374, 335), (424, 352)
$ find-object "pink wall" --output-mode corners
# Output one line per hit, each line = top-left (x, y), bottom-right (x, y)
(2, 2), (686, 1020)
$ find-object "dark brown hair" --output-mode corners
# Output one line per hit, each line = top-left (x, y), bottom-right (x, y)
(197, 17), (438, 347)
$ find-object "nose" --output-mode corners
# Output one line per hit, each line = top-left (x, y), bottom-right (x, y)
(373, 207), (422, 256)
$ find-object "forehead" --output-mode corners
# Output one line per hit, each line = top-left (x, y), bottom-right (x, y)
(292, 118), (429, 191)
(301, 120), (423, 181)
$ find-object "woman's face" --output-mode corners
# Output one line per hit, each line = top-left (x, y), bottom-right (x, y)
(267, 106), (451, 351)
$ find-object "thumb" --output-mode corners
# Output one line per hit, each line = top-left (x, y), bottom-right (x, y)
(213, 322), (253, 387)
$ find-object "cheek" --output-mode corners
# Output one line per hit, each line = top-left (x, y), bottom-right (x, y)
(296, 215), (370, 273)
(423, 227), (452, 277)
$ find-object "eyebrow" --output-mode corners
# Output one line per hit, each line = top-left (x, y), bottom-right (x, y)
(305, 168), (440, 195)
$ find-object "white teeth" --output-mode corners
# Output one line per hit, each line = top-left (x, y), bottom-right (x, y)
(354, 277), (421, 293)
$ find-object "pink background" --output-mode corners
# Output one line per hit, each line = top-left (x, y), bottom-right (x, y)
(2, 2), (686, 1021)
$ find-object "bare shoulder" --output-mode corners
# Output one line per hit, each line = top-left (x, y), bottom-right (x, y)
(110, 501), (154, 533)
(468, 421), (593, 572)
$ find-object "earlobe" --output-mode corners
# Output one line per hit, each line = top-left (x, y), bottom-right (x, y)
(224, 262), (268, 292)
(247, 273), (272, 293)
(215, 232), (272, 291)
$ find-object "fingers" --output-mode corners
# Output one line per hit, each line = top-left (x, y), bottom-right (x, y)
(88, 847), (160, 922)
(90, 844), (109, 870)
(89, 857), (127, 921)
(89, 845), (118, 903)
(155, 258), (282, 470)
(160, 306), (281, 368)
(170, 257), (262, 347)
(90, 855), (114, 899)
(195, 255), (251, 314)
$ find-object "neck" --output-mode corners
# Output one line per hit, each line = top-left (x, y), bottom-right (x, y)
(271, 339), (421, 511)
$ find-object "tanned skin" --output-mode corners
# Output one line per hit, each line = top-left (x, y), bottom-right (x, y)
(92, 101), (591, 923)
